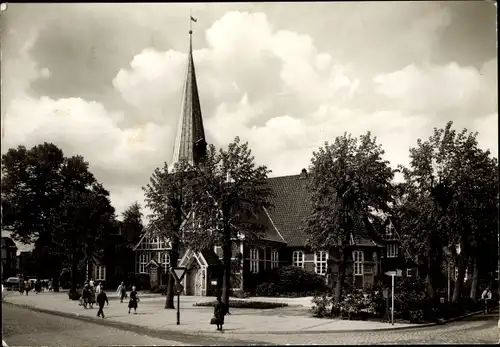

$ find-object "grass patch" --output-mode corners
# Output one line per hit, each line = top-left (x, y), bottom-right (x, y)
(194, 300), (288, 309)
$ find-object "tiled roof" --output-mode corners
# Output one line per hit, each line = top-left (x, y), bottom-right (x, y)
(265, 174), (311, 247)
(265, 173), (383, 248)
(200, 250), (222, 267)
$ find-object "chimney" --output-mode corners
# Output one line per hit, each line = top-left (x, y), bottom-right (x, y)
(299, 168), (308, 179)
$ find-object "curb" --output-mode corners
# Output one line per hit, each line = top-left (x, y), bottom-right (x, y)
(3, 299), (490, 336)
(2, 301), (274, 346)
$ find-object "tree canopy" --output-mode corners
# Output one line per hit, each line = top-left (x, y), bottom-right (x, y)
(304, 132), (395, 305)
(1, 142), (116, 289)
(183, 137), (272, 303)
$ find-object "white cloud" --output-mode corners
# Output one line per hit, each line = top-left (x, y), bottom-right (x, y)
(2, 6), (497, 220)
(373, 61), (497, 118)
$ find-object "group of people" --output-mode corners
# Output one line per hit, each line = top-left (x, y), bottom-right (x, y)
(19, 279), (52, 295)
(80, 279), (104, 309)
(116, 282), (140, 314)
(77, 280), (140, 318)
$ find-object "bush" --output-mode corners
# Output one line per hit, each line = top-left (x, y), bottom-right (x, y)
(193, 300), (288, 309)
(245, 266), (326, 296)
(311, 294), (332, 318)
(231, 290), (252, 299)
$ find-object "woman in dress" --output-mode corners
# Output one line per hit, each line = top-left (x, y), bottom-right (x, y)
(128, 286), (139, 314)
(213, 296), (227, 331)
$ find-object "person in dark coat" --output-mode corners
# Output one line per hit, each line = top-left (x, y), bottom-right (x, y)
(24, 280), (30, 296)
(81, 284), (90, 308)
(96, 290), (109, 318)
(34, 279), (41, 294)
(128, 286), (139, 314)
(88, 285), (96, 308)
(19, 280), (25, 295)
(213, 296), (227, 331)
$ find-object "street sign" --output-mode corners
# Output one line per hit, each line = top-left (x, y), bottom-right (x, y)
(170, 267), (187, 283)
(384, 270), (403, 277)
(174, 282), (184, 295)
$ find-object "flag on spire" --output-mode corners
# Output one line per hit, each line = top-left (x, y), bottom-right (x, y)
(191, 16), (197, 22)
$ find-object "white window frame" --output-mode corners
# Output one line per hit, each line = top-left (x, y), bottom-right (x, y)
(250, 248), (259, 273)
(387, 244), (398, 258)
(95, 265), (106, 281)
(271, 250), (279, 269)
(292, 250), (304, 268)
(407, 268), (412, 277)
(353, 250), (364, 276)
(139, 253), (148, 273)
(161, 252), (170, 272)
(314, 251), (328, 275)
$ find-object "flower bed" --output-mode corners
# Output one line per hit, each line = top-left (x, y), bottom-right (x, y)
(194, 300), (288, 309)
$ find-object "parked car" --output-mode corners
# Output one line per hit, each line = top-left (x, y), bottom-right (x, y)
(4, 277), (21, 291)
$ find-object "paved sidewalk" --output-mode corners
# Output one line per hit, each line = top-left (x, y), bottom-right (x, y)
(3, 291), (416, 338)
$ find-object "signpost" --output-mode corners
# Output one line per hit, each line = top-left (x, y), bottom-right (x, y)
(384, 270), (402, 326)
(170, 267), (187, 325)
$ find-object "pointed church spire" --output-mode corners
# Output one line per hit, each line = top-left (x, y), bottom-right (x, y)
(171, 18), (206, 167)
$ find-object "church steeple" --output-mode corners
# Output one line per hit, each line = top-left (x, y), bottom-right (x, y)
(171, 23), (206, 166)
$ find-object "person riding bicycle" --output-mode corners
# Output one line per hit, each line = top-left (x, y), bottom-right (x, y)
(481, 286), (493, 314)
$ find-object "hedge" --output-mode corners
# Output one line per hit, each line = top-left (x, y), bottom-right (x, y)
(244, 265), (326, 296)
(194, 300), (288, 309)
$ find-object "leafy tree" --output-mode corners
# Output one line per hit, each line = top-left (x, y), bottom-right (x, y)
(121, 202), (144, 247)
(2, 143), (67, 290)
(183, 137), (272, 305)
(143, 160), (193, 309)
(396, 121), (498, 302)
(1, 143), (115, 291)
(304, 132), (394, 307)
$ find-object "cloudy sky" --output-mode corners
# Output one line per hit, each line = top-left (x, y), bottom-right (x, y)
(1, 2), (497, 219)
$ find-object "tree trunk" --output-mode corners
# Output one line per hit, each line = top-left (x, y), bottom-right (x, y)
(452, 244), (467, 303)
(165, 240), (179, 309)
(469, 256), (479, 303)
(331, 248), (348, 317)
(70, 258), (78, 293)
(425, 236), (436, 300)
(53, 272), (60, 292)
(222, 237), (232, 305)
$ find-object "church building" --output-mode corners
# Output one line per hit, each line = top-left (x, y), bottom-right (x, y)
(133, 27), (404, 295)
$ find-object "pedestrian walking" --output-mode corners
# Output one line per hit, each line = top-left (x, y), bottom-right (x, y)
(128, 286), (139, 314)
(81, 283), (90, 308)
(48, 279), (53, 292)
(482, 286), (493, 314)
(88, 285), (96, 308)
(116, 282), (127, 303)
(19, 280), (25, 295)
(24, 280), (30, 296)
(89, 278), (94, 288)
(96, 290), (109, 319)
(34, 279), (42, 294)
(211, 296), (228, 331)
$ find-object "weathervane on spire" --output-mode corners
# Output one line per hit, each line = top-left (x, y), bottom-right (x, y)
(189, 9), (197, 35)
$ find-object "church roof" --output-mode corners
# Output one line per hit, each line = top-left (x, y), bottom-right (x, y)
(171, 31), (206, 166)
(265, 174), (311, 247)
(265, 172), (383, 248)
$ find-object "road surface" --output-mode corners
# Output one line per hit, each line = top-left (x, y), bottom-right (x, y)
(2, 303), (254, 346)
(2, 302), (498, 345)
